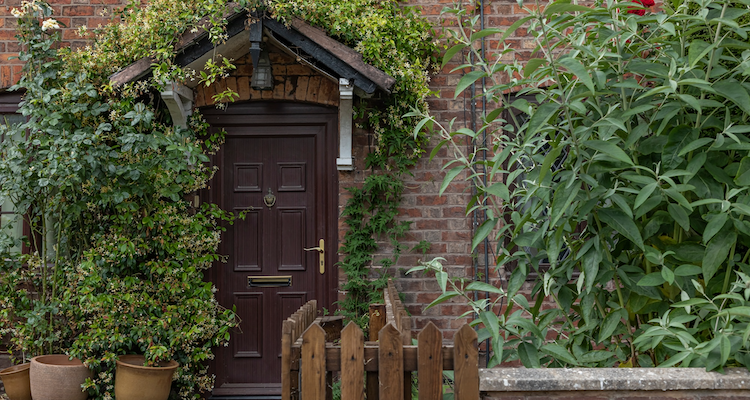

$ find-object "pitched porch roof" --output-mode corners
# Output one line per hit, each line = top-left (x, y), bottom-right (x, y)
(109, 10), (396, 95)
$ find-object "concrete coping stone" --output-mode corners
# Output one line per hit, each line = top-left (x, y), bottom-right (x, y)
(479, 368), (750, 392)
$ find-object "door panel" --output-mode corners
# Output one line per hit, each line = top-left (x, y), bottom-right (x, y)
(204, 102), (338, 397)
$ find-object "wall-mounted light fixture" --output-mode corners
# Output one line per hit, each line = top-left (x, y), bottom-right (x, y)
(249, 19), (273, 91)
(251, 49), (273, 91)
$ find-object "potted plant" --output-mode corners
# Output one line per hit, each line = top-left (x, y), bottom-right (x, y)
(114, 355), (179, 400)
(0, 363), (31, 400)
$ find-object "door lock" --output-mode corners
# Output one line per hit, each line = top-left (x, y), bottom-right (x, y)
(303, 239), (325, 274)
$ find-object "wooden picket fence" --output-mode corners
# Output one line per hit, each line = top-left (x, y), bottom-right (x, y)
(281, 280), (479, 400)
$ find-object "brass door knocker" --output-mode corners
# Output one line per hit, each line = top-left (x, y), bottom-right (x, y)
(263, 188), (276, 208)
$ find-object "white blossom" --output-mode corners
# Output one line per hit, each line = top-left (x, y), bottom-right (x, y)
(41, 18), (60, 31)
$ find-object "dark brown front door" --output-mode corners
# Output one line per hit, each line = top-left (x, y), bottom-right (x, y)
(203, 102), (338, 397)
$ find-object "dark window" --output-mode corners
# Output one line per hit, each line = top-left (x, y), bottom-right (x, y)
(0, 92), (25, 254)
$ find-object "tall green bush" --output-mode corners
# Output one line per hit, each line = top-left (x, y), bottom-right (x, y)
(410, 0), (750, 370)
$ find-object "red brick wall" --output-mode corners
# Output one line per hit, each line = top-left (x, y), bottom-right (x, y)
(0, 0), (126, 87)
(381, 0), (536, 339)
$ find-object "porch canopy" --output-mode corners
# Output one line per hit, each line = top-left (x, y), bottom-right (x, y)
(109, 7), (396, 170)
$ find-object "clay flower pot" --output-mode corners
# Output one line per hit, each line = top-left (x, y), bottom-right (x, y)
(115, 355), (179, 400)
(29, 355), (93, 400)
(0, 363), (31, 400)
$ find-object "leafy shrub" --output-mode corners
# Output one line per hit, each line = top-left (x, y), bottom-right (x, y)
(411, 0), (750, 370)
(0, 2), (238, 399)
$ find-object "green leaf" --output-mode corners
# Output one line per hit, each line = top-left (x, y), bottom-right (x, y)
(735, 157), (750, 186)
(550, 184), (580, 227)
(470, 28), (503, 42)
(661, 266), (675, 285)
(714, 79), (750, 115)
(674, 264), (702, 276)
(541, 344), (578, 365)
(472, 219), (496, 251)
(702, 224), (737, 283)
(598, 208), (644, 250)
(558, 56), (595, 94)
(584, 140), (634, 165)
(499, 15), (534, 43)
(671, 298), (710, 307)
(638, 272), (666, 287)
(598, 308), (626, 343)
(577, 350), (615, 364)
(538, 144), (563, 183)
(720, 335), (731, 368)
(442, 44), (466, 68)
(479, 310), (500, 334)
(466, 281), (505, 295)
(484, 182), (510, 201)
(544, 0), (592, 15)
(662, 126), (698, 168)
(668, 204), (690, 232)
(426, 291), (460, 309)
(678, 138), (713, 157)
(688, 40), (713, 68)
(440, 166), (464, 196)
(437, 271), (448, 292)
(582, 247), (601, 293)
(518, 342), (541, 368)
(526, 103), (560, 138)
(455, 70), (486, 99)
(635, 182), (658, 210)
(658, 351), (692, 367)
(703, 213), (728, 244)
(524, 58), (547, 78)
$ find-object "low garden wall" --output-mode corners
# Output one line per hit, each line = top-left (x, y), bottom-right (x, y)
(480, 368), (750, 399)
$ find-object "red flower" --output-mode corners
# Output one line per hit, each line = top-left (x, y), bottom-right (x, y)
(627, 0), (653, 15)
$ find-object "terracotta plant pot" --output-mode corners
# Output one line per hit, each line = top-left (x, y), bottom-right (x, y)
(115, 355), (179, 400)
(29, 355), (93, 400)
(0, 363), (31, 400)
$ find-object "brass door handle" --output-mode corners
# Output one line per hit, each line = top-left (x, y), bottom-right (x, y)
(304, 239), (325, 274)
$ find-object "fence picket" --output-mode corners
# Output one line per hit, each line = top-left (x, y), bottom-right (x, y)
(418, 322), (443, 400)
(369, 303), (386, 341)
(378, 323), (403, 400)
(341, 322), (364, 400)
(282, 319), (293, 400)
(302, 324), (327, 400)
(453, 324), (479, 400)
(401, 313), (412, 400)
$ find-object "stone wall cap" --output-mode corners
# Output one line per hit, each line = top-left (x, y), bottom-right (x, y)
(479, 368), (750, 392)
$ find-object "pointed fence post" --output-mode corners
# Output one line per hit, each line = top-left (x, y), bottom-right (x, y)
(302, 324), (327, 400)
(379, 323), (403, 400)
(340, 322), (364, 400)
(281, 319), (293, 400)
(453, 324), (479, 400)
(401, 313), (412, 400)
(418, 322), (443, 400)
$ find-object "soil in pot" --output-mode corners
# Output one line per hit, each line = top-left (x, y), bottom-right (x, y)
(0, 363), (31, 400)
(115, 355), (179, 400)
(30, 355), (93, 400)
